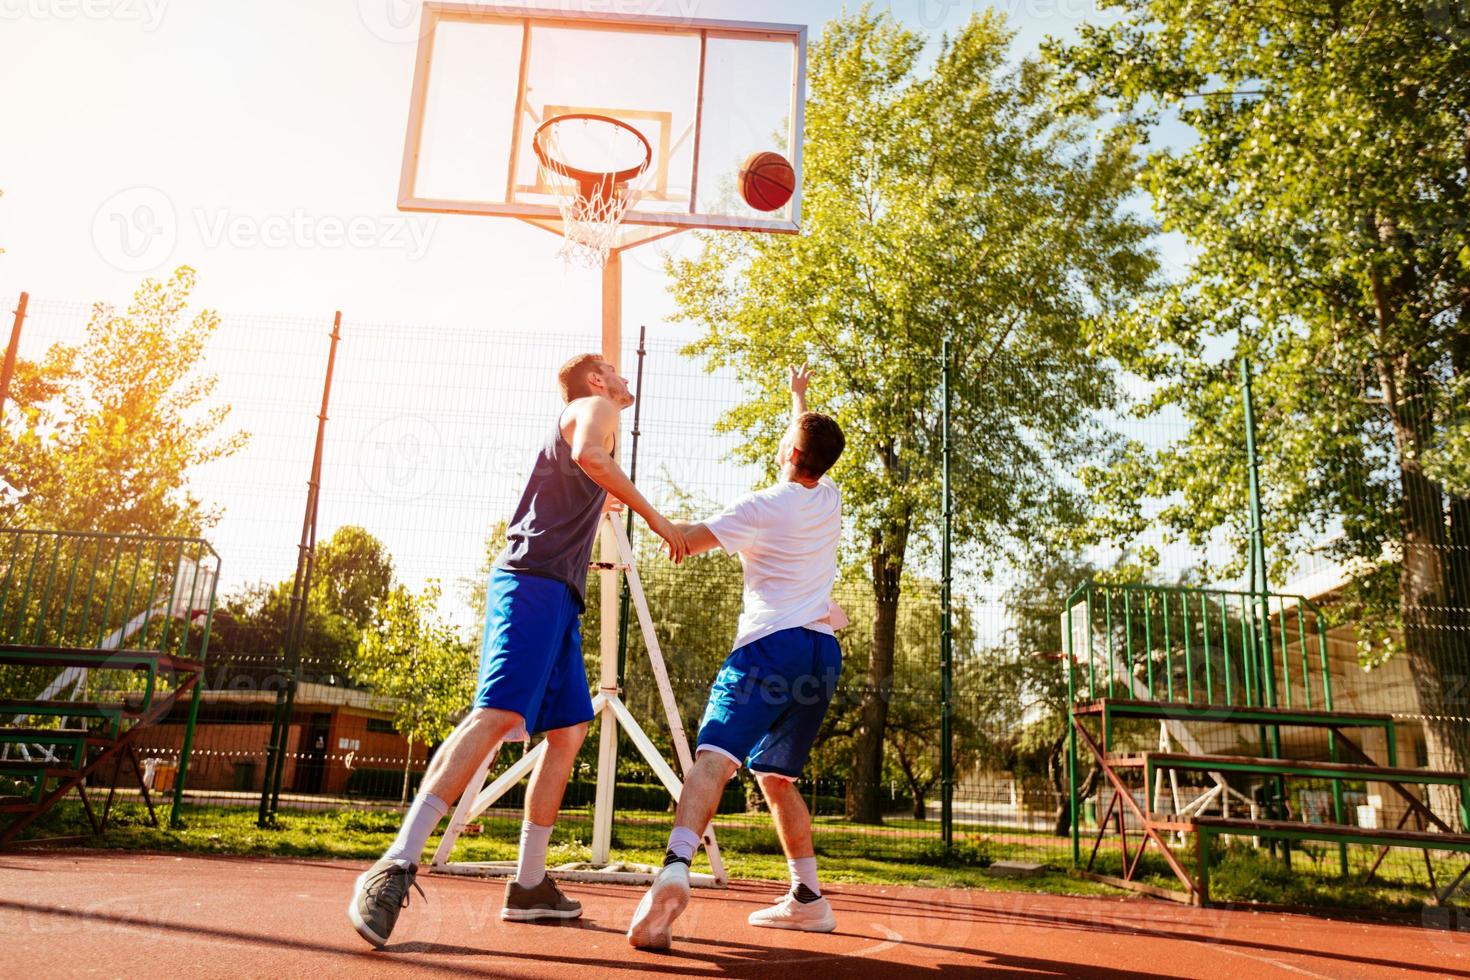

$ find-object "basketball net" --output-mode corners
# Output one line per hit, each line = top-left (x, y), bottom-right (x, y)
(537, 125), (653, 269)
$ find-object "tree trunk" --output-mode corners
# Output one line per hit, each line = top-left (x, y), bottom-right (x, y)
(846, 522), (909, 824)
(1049, 728), (1102, 837)
(1384, 361), (1470, 830)
(401, 737), (414, 807)
(1047, 731), (1071, 837)
(892, 740), (927, 821)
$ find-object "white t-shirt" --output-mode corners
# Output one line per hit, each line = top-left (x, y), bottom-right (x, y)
(703, 476), (842, 650)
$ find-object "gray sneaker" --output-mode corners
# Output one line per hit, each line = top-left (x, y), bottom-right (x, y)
(348, 859), (425, 948)
(501, 876), (583, 921)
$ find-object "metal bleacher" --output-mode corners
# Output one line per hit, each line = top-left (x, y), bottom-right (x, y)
(0, 530), (219, 846)
(1064, 583), (1470, 907)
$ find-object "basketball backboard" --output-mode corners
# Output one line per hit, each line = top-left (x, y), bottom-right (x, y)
(398, 2), (807, 252)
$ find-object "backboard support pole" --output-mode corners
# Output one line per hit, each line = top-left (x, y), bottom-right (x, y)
(591, 248), (624, 863)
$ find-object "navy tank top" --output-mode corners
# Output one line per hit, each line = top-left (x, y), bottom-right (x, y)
(494, 414), (606, 604)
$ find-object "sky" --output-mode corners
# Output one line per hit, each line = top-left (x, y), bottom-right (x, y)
(0, 0), (1165, 327)
(0, 0), (1198, 627)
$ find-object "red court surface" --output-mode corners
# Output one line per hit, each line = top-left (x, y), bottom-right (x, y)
(1, 850), (1465, 978)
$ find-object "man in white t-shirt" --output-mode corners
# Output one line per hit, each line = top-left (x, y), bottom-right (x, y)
(628, 366), (847, 951)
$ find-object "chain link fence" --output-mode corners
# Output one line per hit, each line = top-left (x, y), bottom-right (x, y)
(3, 292), (1466, 898)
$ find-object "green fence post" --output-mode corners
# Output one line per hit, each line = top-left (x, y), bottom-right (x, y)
(1065, 587), (1083, 866)
(171, 548), (218, 827)
(939, 338), (954, 853)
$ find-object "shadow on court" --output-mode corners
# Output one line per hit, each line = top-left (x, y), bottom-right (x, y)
(0, 851), (1463, 979)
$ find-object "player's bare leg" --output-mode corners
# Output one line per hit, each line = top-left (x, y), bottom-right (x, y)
(627, 751), (737, 949)
(420, 707), (524, 804)
(750, 772), (836, 932)
(503, 721), (590, 921)
(349, 707), (523, 948)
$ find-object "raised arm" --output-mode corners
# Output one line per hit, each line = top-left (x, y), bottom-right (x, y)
(567, 398), (687, 563)
(789, 363), (811, 420)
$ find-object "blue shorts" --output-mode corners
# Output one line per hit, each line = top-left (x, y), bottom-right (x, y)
(474, 569), (595, 735)
(695, 627), (842, 779)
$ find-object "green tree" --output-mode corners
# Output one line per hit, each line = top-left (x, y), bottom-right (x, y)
(1051, 0), (1470, 821)
(208, 527), (395, 688)
(991, 553), (1106, 836)
(312, 525), (394, 629)
(669, 9), (1157, 822)
(349, 581), (475, 804)
(3, 267), (247, 535)
(879, 589), (985, 821)
(462, 522), (508, 626)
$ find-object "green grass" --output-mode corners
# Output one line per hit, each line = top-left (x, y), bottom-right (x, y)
(16, 801), (1460, 913)
(1086, 838), (1461, 914)
(17, 800), (1112, 896)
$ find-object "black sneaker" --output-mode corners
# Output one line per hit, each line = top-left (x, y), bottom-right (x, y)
(348, 858), (424, 948)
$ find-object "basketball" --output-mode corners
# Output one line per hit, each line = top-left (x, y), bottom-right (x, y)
(739, 151), (797, 212)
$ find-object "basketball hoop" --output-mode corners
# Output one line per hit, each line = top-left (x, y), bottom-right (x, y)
(534, 113), (654, 268)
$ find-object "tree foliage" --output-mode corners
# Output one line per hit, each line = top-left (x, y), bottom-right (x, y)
(1050, 0), (1470, 816)
(668, 9), (1156, 821)
(312, 525), (394, 630)
(348, 580), (475, 804)
(2, 267), (247, 535)
(208, 526), (395, 689)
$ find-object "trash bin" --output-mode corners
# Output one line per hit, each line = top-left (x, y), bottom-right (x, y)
(152, 762), (178, 793)
(232, 761), (258, 792)
(1083, 800), (1097, 827)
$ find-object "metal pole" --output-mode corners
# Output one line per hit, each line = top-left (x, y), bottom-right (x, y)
(0, 292), (28, 425)
(171, 553), (220, 827)
(258, 312), (342, 825)
(1242, 360), (1272, 682)
(940, 339), (954, 851)
(616, 326), (647, 690)
(1242, 358), (1286, 842)
(1242, 360), (1276, 707)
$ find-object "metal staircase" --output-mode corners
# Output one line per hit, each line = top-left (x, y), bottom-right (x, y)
(1064, 583), (1470, 906)
(0, 530), (219, 845)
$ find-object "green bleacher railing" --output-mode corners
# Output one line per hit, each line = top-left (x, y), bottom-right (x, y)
(0, 529), (220, 824)
(1062, 581), (1337, 866)
(1062, 583), (1333, 715)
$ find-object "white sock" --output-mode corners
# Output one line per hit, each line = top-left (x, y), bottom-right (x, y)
(789, 856), (821, 897)
(382, 792), (449, 865)
(516, 821), (554, 887)
(666, 826), (701, 863)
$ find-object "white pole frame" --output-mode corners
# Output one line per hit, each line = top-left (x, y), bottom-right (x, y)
(429, 512), (727, 887)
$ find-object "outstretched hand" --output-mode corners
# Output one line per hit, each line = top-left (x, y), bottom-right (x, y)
(650, 515), (688, 565)
(789, 363), (812, 399)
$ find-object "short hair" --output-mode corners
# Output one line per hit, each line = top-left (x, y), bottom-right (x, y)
(559, 353), (605, 403)
(792, 412), (845, 479)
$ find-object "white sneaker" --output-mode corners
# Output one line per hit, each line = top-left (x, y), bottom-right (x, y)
(627, 862), (691, 950)
(748, 892), (837, 932)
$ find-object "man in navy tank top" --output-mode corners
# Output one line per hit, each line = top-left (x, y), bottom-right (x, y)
(349, 354), (689, 948)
